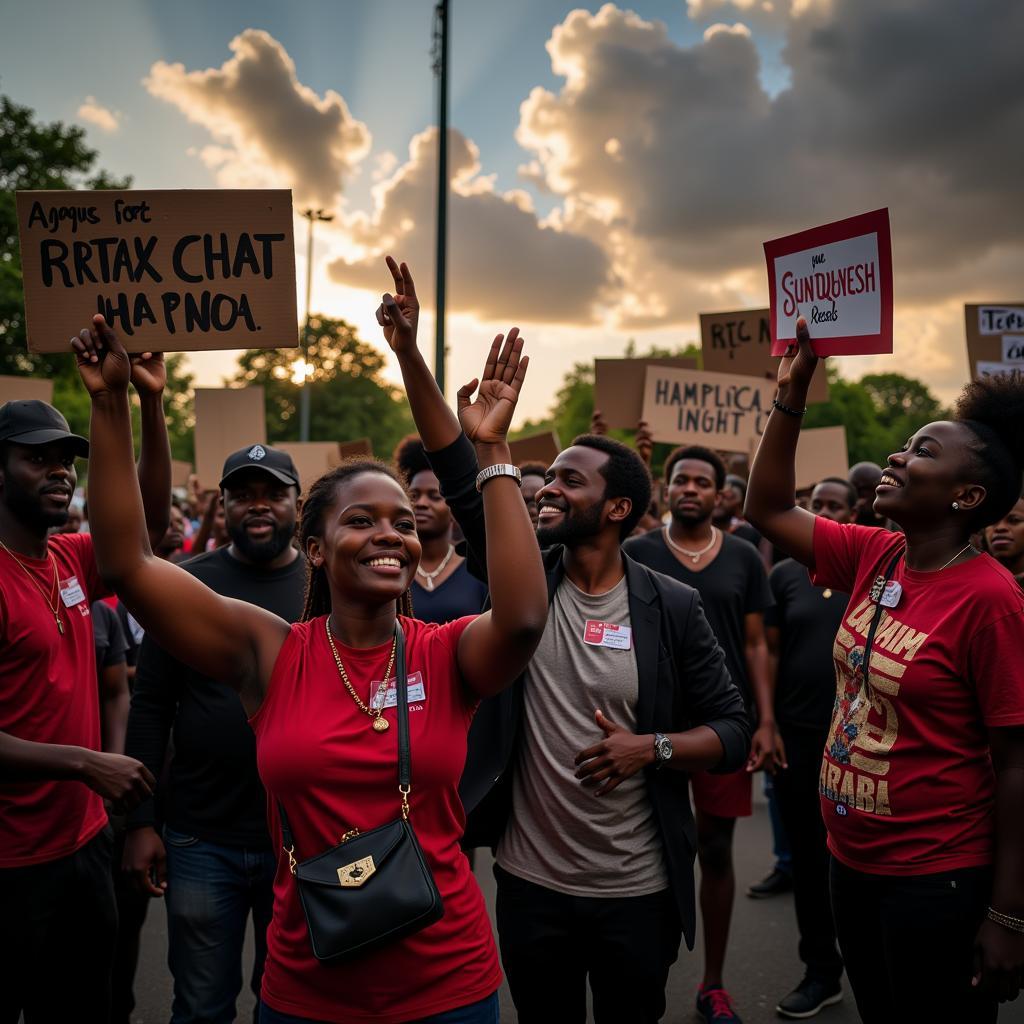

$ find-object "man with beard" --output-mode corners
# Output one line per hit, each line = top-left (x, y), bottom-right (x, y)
(0, 350), (169, 1023)
(623, 446), (777, 1024)
(122, 444), (305, 1024)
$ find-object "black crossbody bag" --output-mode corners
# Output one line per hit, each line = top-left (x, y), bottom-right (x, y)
(276, 623), (444, 963)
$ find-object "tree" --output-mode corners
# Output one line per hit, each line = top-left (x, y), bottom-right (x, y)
(232, 315), (413, 455)
(0, 95), (194, 460)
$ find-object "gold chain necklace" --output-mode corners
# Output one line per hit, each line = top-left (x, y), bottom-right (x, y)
(325, 617), (398, 733)
(416, 544), (455, 591)
(0, 539), (64, 635)
(664, 525), (718, 564)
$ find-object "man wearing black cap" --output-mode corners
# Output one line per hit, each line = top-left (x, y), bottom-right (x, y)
(0, 353), (171, 1023)
(123, 443), (306, 1024)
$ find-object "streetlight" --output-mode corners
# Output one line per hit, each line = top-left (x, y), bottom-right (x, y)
(299, 207), (334, 442)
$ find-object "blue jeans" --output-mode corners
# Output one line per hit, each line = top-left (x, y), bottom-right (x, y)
(763, 772), (792, 875)
(257, 992), (500, 1023)
(164, 827), (277, 1024)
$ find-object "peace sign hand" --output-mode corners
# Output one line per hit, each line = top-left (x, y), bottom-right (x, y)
(71, 315), (132, 397)
(457, 329), (529, 447)
(375, 256), (420, 356)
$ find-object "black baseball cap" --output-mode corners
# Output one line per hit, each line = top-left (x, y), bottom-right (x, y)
(0, 400), (89, 457)
(219, 444), (300, 490)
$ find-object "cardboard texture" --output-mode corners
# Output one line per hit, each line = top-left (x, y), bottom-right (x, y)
(765, 208), (893, 357)
(0, 375), (53, 405)
(700, 309), (829, 404)
(794, 425), (849, 491)
(276, 442), (341, 492)
(509, 431), (561, 468)
(641, 366), (775, 452)
(964, 304), (1024, 378)
(16, 189), (297, 354)
(170, 460), (193, 489)
(334, 438), (374, 461)
(193, 387), (266, 490)
(594, 357), (697, 429)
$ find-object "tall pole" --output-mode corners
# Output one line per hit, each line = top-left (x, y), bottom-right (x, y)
(433, 0), (449, 396)
(298, 208), (333, 442)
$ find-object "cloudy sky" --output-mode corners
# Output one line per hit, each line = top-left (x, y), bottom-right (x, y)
(5, 0), (1022, 421)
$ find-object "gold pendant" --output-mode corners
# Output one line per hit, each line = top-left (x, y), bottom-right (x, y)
(372, 717), (390, 733)
(823, 588), (833, 599)
(56, 615), (64, 635)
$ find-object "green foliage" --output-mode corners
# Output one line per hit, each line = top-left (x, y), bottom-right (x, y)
(232, 315), (413, 455)
(0, 94), (194, 461)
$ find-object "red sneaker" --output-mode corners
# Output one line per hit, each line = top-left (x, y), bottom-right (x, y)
(697, 984), (743, 1023)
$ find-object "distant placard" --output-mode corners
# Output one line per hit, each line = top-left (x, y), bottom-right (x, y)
(594, 357), (697, 430)
(0, 375), (53, 405)
(641, 366), (775, 452)
(276, 442), (341, 492)
(509, 431), (561, 468)
(16, 189), (297, 353)
(335, 438), (374, 461)
(700, 308), (828, 404)
(976, 361), (1024, 381)
(794, 425), (849, 491)
(964, 303), (1024, 379)
(193, 387), (266, 490)
(765, 208), (893, 357)
(170, 460), (192, 488)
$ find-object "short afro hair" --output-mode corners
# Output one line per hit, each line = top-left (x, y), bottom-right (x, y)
(815, 476), (858, 508)
(955, 374), (1024, 528)
(570, 434), (652, 539)
(518, 460), (548, 480)
(392, 434), (431, 484)
(664, 445), (727, 489)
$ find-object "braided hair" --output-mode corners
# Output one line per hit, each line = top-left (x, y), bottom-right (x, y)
(298, 459), (416, 622)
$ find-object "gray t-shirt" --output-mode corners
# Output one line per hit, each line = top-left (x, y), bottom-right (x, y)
(497, 574), (668, 896)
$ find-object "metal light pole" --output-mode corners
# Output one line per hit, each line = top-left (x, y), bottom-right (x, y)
(432, 0), (449, 396)
(299, 208), (334, 441)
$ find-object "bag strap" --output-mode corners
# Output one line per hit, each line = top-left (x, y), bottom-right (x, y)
(861, 547), (905, 698)
(278, 620), (411, 871)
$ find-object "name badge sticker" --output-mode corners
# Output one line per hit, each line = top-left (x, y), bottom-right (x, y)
(59, 576), (86, 608)
(371, 671), (427, 711)
(582, 620), (633, 651)
(879, 581), (902, 608)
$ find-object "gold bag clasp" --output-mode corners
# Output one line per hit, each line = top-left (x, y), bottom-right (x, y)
(337, 856), (375, 888)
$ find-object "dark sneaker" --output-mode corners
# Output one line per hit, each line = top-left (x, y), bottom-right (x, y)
(776, 977), (843, 1019)
(697, 984), (743, 1022)
(746, 868), (793, 898)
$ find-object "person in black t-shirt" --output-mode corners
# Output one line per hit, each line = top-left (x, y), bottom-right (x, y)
(624, 446), (777, 1024)
(767, 477), (855, 1019)
(518, 460), (547, 531)
(123, 445), (307, 1023)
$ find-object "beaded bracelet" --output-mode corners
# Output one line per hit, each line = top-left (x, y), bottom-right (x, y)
(987, 907), (1024, 934)
(772, 397), (807, 418)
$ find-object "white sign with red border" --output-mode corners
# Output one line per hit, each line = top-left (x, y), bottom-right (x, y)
(765, 208), (893, 357)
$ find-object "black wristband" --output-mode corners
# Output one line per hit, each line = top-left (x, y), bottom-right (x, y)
(772, 397), (806, 418)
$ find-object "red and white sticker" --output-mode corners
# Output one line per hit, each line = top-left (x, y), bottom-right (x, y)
(582, 620), (633, 650)
(59, 576), (86, 608)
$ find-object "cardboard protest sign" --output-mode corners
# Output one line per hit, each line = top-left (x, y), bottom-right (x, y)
(594, 357), (697, 430)
(641, 366), (775, 452)
(16, 190), (297, 354)
(170, 460), (193, 489)
(509, 431), (561, 468)
(0, 375), (53, 405)
(700, 309), (829, 404)
(976, 362), (1024, 381)
(764, 208), (892, 357)
(964, 304), (1024, 378)
(335, 438), (374, 461)
(794, 425), (849, 491)
(276, 442), (340, 492)
(193, 387), (266, 490)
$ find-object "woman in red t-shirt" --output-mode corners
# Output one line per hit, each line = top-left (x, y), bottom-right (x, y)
(72, 297), (548, 1024)
(745, 318), (1024, 1023)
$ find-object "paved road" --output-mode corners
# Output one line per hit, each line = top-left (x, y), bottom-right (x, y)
(130, 800), (1024, 1023)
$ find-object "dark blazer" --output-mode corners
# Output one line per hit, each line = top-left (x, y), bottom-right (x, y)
(428, 435), (750, 950)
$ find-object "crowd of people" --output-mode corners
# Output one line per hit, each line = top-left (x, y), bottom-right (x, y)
(1, 257), (1024, 1024)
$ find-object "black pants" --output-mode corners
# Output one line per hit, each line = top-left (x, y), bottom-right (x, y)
(0, 827), (118, 1024)
(830, 857), (998, 1023)
(494, 864), (682, 1024)
(111, 821), (150, 1024)
(774, 723), (842, 985)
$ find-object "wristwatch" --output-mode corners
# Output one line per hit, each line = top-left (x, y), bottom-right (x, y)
(653, 732), (673, 769)
(475, 463), (522, 492)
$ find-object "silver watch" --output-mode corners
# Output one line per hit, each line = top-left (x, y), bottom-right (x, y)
(475, 463), (522, 492)
(653, 732), (673, 769)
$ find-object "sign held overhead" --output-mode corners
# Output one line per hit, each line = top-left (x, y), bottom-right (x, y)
(16, 189), (298, 354)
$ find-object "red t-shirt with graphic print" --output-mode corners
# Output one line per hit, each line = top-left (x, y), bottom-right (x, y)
(0, 532), (108, 867)
(250, 614), (501, 1024)
(812, 517), (1024, 875)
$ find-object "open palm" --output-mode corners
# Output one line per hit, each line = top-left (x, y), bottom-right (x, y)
(458, 329), (529, 446)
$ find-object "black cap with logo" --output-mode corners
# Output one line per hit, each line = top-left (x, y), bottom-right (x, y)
(219, 444), (300, 490)
(0, 400), (89, 457)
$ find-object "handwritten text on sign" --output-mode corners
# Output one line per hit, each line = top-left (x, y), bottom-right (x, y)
(978, 307), (1024, 335)
(764, 208), (892, 357)
(1003, 337), (1024, 362)
(641, 366), (776, 451)
(16, 190), (297, 353)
